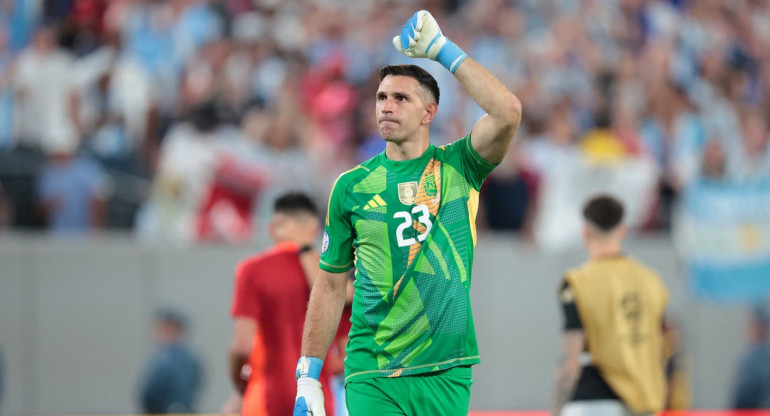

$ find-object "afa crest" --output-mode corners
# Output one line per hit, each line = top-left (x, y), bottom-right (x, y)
(424, 173), (437, 197)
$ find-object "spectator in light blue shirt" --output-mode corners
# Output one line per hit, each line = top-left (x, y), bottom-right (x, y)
(0, 24), (15, 150)
(36, 131), (108, 235)
(732, 305), (770, 409)
(138, 308), (203, 414)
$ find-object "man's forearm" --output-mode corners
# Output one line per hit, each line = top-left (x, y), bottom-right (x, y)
(453, 58), (521, 163)
(552, 362), (581, 416)
(553, 330), (585, 416)
(300, 272), (348, 359)
(228, 350), (249, 395)
(454, 58), (522, 127)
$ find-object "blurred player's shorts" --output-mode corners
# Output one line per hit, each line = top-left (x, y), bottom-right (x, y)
(561, 400), (653, 416)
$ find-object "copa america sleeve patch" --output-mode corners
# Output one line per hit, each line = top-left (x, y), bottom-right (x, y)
(321, 231), (330, 254)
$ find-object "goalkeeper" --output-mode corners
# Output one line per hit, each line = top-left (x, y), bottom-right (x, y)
(294, 10), (523, 416)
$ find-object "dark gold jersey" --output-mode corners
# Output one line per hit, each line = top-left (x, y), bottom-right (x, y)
(565, 256), (669, 414)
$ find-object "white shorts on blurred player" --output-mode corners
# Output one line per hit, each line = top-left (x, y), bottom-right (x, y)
(560, 400), (655, 416)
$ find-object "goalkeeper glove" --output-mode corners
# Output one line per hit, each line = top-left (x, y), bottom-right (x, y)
(294, 356), (325, 416)
(392, 10), (468, 73)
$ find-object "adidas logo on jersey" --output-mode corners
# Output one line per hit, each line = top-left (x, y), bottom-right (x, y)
(364, 195), (387, 210)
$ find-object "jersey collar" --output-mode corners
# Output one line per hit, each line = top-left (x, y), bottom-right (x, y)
(379, 143), (436, 174)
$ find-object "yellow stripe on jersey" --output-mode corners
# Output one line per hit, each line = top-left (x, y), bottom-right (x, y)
(467, 189), (479, 246)
(405, 159), (443, 268)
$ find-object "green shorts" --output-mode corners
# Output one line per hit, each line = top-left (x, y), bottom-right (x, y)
(345, 366), (473, 416)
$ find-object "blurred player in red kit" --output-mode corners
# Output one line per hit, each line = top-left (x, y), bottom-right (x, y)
(228, 192), (350, 415)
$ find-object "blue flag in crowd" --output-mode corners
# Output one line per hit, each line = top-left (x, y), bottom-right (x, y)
(675, 178), (770, 302)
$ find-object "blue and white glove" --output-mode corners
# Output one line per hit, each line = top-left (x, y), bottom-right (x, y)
(392, 10), (468, 73)
(294, 356), (325, 416)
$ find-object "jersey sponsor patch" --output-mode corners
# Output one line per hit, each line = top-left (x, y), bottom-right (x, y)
(321, 231), (330, 254)
(398, 181), (418, 205)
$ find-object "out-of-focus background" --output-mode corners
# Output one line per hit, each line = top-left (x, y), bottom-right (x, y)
(0, 0), (769, 414)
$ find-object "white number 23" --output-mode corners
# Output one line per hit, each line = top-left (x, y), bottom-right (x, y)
(394, 204), (433, 247)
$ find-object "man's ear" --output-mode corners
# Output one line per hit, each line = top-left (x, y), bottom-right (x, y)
(422, 102), (438, 125)
(581, 223), (591, 242)
(267, 219), (279, 242)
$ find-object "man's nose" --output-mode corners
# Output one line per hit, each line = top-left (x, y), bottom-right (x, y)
(381, 99), (394, 113)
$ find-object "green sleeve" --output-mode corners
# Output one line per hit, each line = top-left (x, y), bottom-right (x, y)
(443, 134), (499, 190)
(319, 174), (355, 273)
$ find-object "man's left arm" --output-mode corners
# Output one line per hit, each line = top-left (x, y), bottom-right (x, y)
(552, 330), (584, 416)
(454, 59), (522, 164)
(553, 280), (584, 416)
(228, 318), (257, 395)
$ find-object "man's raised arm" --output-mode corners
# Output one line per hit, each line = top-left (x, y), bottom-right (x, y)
(393, 10), (522, 164)
(456, 59), (522, 164)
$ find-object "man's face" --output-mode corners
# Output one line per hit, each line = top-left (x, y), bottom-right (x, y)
(269, 212), (319, 246)
(375, 75), (434, 143)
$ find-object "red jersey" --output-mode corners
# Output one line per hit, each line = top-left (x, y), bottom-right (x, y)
(231, 242), (334, 416)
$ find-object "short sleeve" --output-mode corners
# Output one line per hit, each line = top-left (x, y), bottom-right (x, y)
(319, 175), (355, 273)
(443, 135), (499, 191)
(559, 280), (582, 331)
(230, 261), (258, 319)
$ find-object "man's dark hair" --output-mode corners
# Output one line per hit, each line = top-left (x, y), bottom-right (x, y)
(583, 194), (624, 232)
(155, 307), (188, 332)
(379, 64), (440, 105)
(274, 192), (318, 216)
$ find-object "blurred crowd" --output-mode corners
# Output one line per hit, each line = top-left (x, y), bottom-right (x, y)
(0, 0), (769, 247)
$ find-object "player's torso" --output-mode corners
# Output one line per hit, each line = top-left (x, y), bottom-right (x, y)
(569, 258), (668, 340)
(250, 250), (309, 367)
(567, 257), (669, 413)
(245, 250), (325, 415)
(342, 146), (482, 379)
(349, 156), (441, 284)
(345, 147), (477, 301)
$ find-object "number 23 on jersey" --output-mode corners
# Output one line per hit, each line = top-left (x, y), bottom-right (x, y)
(394, 204), (433, 247)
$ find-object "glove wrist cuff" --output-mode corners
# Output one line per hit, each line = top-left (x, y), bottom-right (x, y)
(435, 39), (467, 74)
(296, 356), (324, 381)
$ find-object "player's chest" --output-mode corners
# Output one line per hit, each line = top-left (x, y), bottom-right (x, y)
(349, 170), (443, 248)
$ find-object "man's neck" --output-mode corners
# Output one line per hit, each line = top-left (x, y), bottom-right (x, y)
(385, 136), (430, 161)
(587, 242), (623, 261)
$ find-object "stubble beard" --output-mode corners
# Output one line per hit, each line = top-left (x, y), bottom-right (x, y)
(379, 125), (405, 144)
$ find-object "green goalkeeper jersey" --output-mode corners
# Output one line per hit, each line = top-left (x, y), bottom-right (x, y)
(320, 135), (497, 383)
